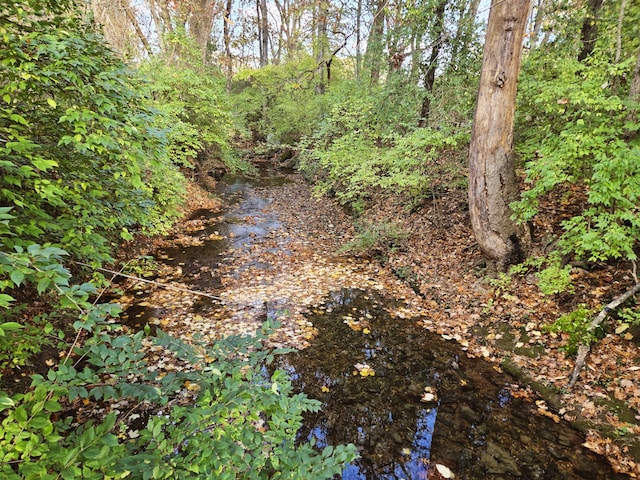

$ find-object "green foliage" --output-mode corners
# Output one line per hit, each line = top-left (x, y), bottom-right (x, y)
(614, 304), (640, 338)
(537, 262), (574, 296)
(0, 0), (185, 265)
(338, 221), (408, 257)
(0, 0), (190, 375)
(0, 316), (358, 479)
(139, 53), (247, 175)
(508, 253), (574, 295)
(300, 98), (470, 212)
(122, 256), (159, 278)
(513, 50), (640, 271)
(618, 305), (640, 327)
(544, 304), (597, 355)
(231, 56), (329, 145)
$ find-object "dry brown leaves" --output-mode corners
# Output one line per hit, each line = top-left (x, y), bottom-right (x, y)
(366, 186), (640, 477)
(114, 172), (639, 476)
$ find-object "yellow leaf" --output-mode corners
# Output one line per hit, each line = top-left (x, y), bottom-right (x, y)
(321, 385), (330, 393)
(615, 323), (630, 334)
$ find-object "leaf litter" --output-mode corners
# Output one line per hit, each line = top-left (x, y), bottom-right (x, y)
(112, 170), (640, 477)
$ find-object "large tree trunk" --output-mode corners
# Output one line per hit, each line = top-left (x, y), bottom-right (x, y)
(187, 0), (217, 64)
(365, 0), (386, 85)
(631, 46), (640, 102)
(120, 0), (153, 57)
(314, 1), (328, 94)
(468, 0), (531, 272)
(577, 0), (603, 62)
(223, 0), (233, 91)
(355, 0), (363, 79)
(258, 0), (269, 67)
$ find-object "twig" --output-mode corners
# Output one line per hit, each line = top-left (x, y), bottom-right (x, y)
(74, 262), (223, 302)
(568, 281), (640, 388)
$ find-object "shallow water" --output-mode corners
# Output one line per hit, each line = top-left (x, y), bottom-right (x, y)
(275, 288), (625, 479)
(123, 165), (627, 479)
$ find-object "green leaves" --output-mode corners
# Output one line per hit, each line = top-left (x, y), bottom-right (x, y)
(514, 49), (640, 273)
(0, 0), (186, 264)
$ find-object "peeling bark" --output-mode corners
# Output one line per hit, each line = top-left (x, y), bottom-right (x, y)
(468, 0), (531, 272)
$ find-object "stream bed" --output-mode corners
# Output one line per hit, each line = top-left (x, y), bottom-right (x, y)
(275, 288), (625, 479)
(123, 164), (628, 479)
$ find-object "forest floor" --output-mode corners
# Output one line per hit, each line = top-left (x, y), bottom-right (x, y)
(123, 161), (640, 477)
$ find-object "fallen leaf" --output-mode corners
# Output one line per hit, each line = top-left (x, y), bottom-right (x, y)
(435, 463), (455, 478)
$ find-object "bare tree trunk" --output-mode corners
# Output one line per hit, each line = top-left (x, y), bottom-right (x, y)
(631, 46), (640, 102)
(531, 0), (545, 46)
(356, 0), (363, 79)
(468, 0), (531, 272)
(258, 0), (269, 66)
(224, 0), (233, 91)
(626, 44), (640, 138)
(120, 0), (153, 57)
(577, 0), (603, 62)
(365, 0), (386, 85)
(88, 0), (141, 57)
(615, 0), (628, 63)
(418, 0), (447, 127)
(188, 0), (217, 64)
(315, 1), (328, 94)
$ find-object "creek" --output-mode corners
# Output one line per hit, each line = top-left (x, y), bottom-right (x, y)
(122, 163), (627, 479)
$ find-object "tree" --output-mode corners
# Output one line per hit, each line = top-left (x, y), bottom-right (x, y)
(87, 0), (152, 57)
(577, 0), (603, 62)
(187, 0), (218, 63)
(468, 0), (531, 271)
(365, 0), (386, 85)
(418, 0), (447, 126)
(258, 0), (269, 66)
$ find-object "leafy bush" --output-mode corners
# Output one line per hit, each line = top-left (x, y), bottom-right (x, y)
(301, 116), (469, 213)
(338, 220), (409, 257)
(231, 56), (330, 145)
(1, 308), (358, 479)
(0, 0), (185, 264)
(513, 52), (640, 276)
(139, 51), (248, 176)
(544, 304), (598, 355)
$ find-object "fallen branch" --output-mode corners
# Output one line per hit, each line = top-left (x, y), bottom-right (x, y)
(568, 281), (640, 388)
(74, 262), (223, 302)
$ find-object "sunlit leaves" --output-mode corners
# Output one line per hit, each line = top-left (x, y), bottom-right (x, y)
(514, 50), (640, 274)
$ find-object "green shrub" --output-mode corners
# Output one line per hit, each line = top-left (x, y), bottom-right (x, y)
(544, 304), (598, 355)
(513, 52), (640, 272)
(231, 56), (329, 145)
(0, 0), (186, 264)
(139, 53), (248, 175)
(0, 314), (358, 479)
(338, 220), (408, 256)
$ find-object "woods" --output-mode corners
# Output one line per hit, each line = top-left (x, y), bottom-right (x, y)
(1, 0), (640, 477)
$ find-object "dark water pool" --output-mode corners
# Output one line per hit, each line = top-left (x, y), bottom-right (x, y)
(275, 288), (626, 480)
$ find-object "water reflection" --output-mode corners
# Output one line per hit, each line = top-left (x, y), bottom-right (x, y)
(276, 288), (626, 479)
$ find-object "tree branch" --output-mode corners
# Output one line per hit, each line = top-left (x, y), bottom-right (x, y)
(568, 281), (640, 388)
(75, 262), (223, 302)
